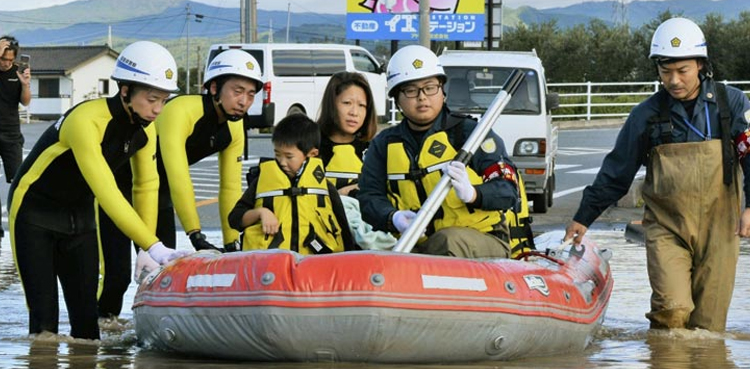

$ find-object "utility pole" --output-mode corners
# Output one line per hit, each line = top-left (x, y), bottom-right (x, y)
(286, 3), (291, 43)
(242, 0), (257, 43)
(251, 0), (257, 42)
(419, 0), (430, 48)
(185, 4), (203, 94)
(186, 3), (191, 94)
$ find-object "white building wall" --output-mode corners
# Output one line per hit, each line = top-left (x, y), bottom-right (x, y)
(69, 55), (117, 105)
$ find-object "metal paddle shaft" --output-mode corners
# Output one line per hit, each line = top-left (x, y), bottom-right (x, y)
(393, 69), (526, 253)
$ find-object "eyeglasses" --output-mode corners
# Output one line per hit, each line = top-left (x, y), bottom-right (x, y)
(400, 84), (442, 98)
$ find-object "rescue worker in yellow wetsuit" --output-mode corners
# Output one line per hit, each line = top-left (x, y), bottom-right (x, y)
(96, 49), (263, 319)
(155, 49), (263, 252)
(316, 71), (379, 198)
(228, 114), (355, 253)
(565, 18), (750, 331)
(358, 45), (520, 258)
(8, 41), (190, 340)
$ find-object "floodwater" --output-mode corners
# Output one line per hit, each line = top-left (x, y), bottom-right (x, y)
(1, 230), (749, 369)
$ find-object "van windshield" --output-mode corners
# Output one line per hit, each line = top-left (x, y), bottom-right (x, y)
(443, 67), (541, 116)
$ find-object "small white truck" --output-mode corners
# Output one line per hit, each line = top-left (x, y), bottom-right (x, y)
(438, 49), (559, 213)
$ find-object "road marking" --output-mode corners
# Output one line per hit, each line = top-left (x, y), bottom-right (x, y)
(558, 147), (611, 156)
(555, 164), (581, 171)
(569, 167), (602, 174)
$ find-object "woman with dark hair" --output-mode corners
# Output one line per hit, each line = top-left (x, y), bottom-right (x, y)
(317, 71), (378, 198)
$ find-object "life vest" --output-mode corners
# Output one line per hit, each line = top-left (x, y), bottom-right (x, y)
(386, 130), (503, 235)
(325, 144), (362, 188)
(507, 173), (535, 258)
(242, 157), (347, 254)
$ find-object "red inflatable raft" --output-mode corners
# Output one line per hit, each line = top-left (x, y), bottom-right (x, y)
(134, 231), (613, 363)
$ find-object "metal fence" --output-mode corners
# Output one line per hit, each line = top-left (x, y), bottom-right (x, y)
(387, 81), (750, 124)
(548, 80), (750, 121)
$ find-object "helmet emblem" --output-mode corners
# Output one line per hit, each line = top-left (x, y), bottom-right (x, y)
(412, 59), (423, 69)
(246, 61), (255, 70)
(670, 37), (681, 48)
(165, 68), (174, 80)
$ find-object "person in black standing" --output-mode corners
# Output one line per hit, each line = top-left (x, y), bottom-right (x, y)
(0, 36), (30, 238)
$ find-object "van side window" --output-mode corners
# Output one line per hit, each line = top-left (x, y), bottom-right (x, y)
(273, 50), (313, 76)
(313, 50), (346, 76)
(351, 51), (379, 73)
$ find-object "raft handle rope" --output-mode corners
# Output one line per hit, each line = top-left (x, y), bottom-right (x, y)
(513, 250), (564, 266)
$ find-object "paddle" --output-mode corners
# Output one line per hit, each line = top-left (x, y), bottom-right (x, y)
(393, 69), (526, 253)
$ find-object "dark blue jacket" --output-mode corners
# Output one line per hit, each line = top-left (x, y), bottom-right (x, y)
(359, 109), (519, 232)
(574, 79), (750, 227)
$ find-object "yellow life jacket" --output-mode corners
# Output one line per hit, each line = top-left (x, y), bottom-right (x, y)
(506, 173), (535, 258)
(385, 131), (503, 235)
(325, 144), (362, 188)
(242, 157), (346, 254)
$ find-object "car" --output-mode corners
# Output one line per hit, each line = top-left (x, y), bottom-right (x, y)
(205, 43), (388, 129)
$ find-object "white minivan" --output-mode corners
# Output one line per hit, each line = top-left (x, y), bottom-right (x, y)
(439, 49), (559, 213)
(205, 43), (388, 128)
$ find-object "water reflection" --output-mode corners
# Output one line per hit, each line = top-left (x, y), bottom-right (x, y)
(644, 330), (738, 369)
(0, 245), (19, 292)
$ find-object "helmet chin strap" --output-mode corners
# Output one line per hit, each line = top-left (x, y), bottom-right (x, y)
(127, 105), (151, 127)
(213, 94), (242, 121)
(122, 87), (152, 127)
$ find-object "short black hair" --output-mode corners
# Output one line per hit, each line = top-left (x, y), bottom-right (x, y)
(1, 35), (19, 55)
(272, 113), (320, 154)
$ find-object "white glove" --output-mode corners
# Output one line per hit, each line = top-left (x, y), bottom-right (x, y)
(392, 210), (417, 233)
(444, 161), (476, 203)
(148, 242), (191, 265)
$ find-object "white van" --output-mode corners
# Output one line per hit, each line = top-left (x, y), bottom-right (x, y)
(438, 49), (559, 213)
(205, 43), (388, 128)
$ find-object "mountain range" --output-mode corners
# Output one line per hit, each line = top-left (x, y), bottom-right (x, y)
(0, 0), (746, 63)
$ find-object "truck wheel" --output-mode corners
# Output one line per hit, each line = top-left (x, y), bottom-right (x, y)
(530, 193), (548, 214)
(547, 173), (555, 208)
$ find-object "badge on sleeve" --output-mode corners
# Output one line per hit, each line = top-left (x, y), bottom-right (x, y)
(481, 138), (496, 153)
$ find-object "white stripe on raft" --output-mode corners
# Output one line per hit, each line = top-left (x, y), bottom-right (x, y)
(421, 275), (488, 291)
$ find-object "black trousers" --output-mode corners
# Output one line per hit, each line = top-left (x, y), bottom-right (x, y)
(13, 220), (100, 340)
(96, 208), (138, 318)
(0, 130), (24, 183)
(97, 166), (176, 318)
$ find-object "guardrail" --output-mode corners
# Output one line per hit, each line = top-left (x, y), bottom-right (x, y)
(388, 80), (750, 124)
(548, 80), (750, 121)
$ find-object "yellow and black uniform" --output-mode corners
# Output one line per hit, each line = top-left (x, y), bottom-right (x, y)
(359, 109), (519, 258)
(228, 157), (356, 254)
(8, 96), (159, 340)
(386, 130), (503, 234)
(154, 94), (244, 247)
(319, 135), (368, 193)
(506, 174), (534, 257)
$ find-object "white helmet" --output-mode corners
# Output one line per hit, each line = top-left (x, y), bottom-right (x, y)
(203, 49), (263, 90)
(650, 17), (708, 61)
(112, 41), (179, 92)
(386, 45), (446, 97)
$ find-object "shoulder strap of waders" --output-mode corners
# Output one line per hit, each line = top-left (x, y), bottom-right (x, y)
(714, 82), (734, 186)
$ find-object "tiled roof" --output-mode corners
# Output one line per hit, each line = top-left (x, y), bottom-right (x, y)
(19, 45), (118, 75)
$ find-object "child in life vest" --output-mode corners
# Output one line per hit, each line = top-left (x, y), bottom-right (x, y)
(228, 114), (357, 254)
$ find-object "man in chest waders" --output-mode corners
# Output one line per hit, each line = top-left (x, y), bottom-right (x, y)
(565, 17), (750, 331)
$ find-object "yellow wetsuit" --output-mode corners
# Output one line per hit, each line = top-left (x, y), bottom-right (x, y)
(154, 94), (244, 245)
(8, 95), (159, 340)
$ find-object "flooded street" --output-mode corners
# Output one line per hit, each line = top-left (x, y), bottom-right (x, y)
(1, 230), (749, 368)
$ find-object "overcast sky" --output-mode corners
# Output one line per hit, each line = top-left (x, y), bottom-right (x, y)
(0, 0), (654, 13)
